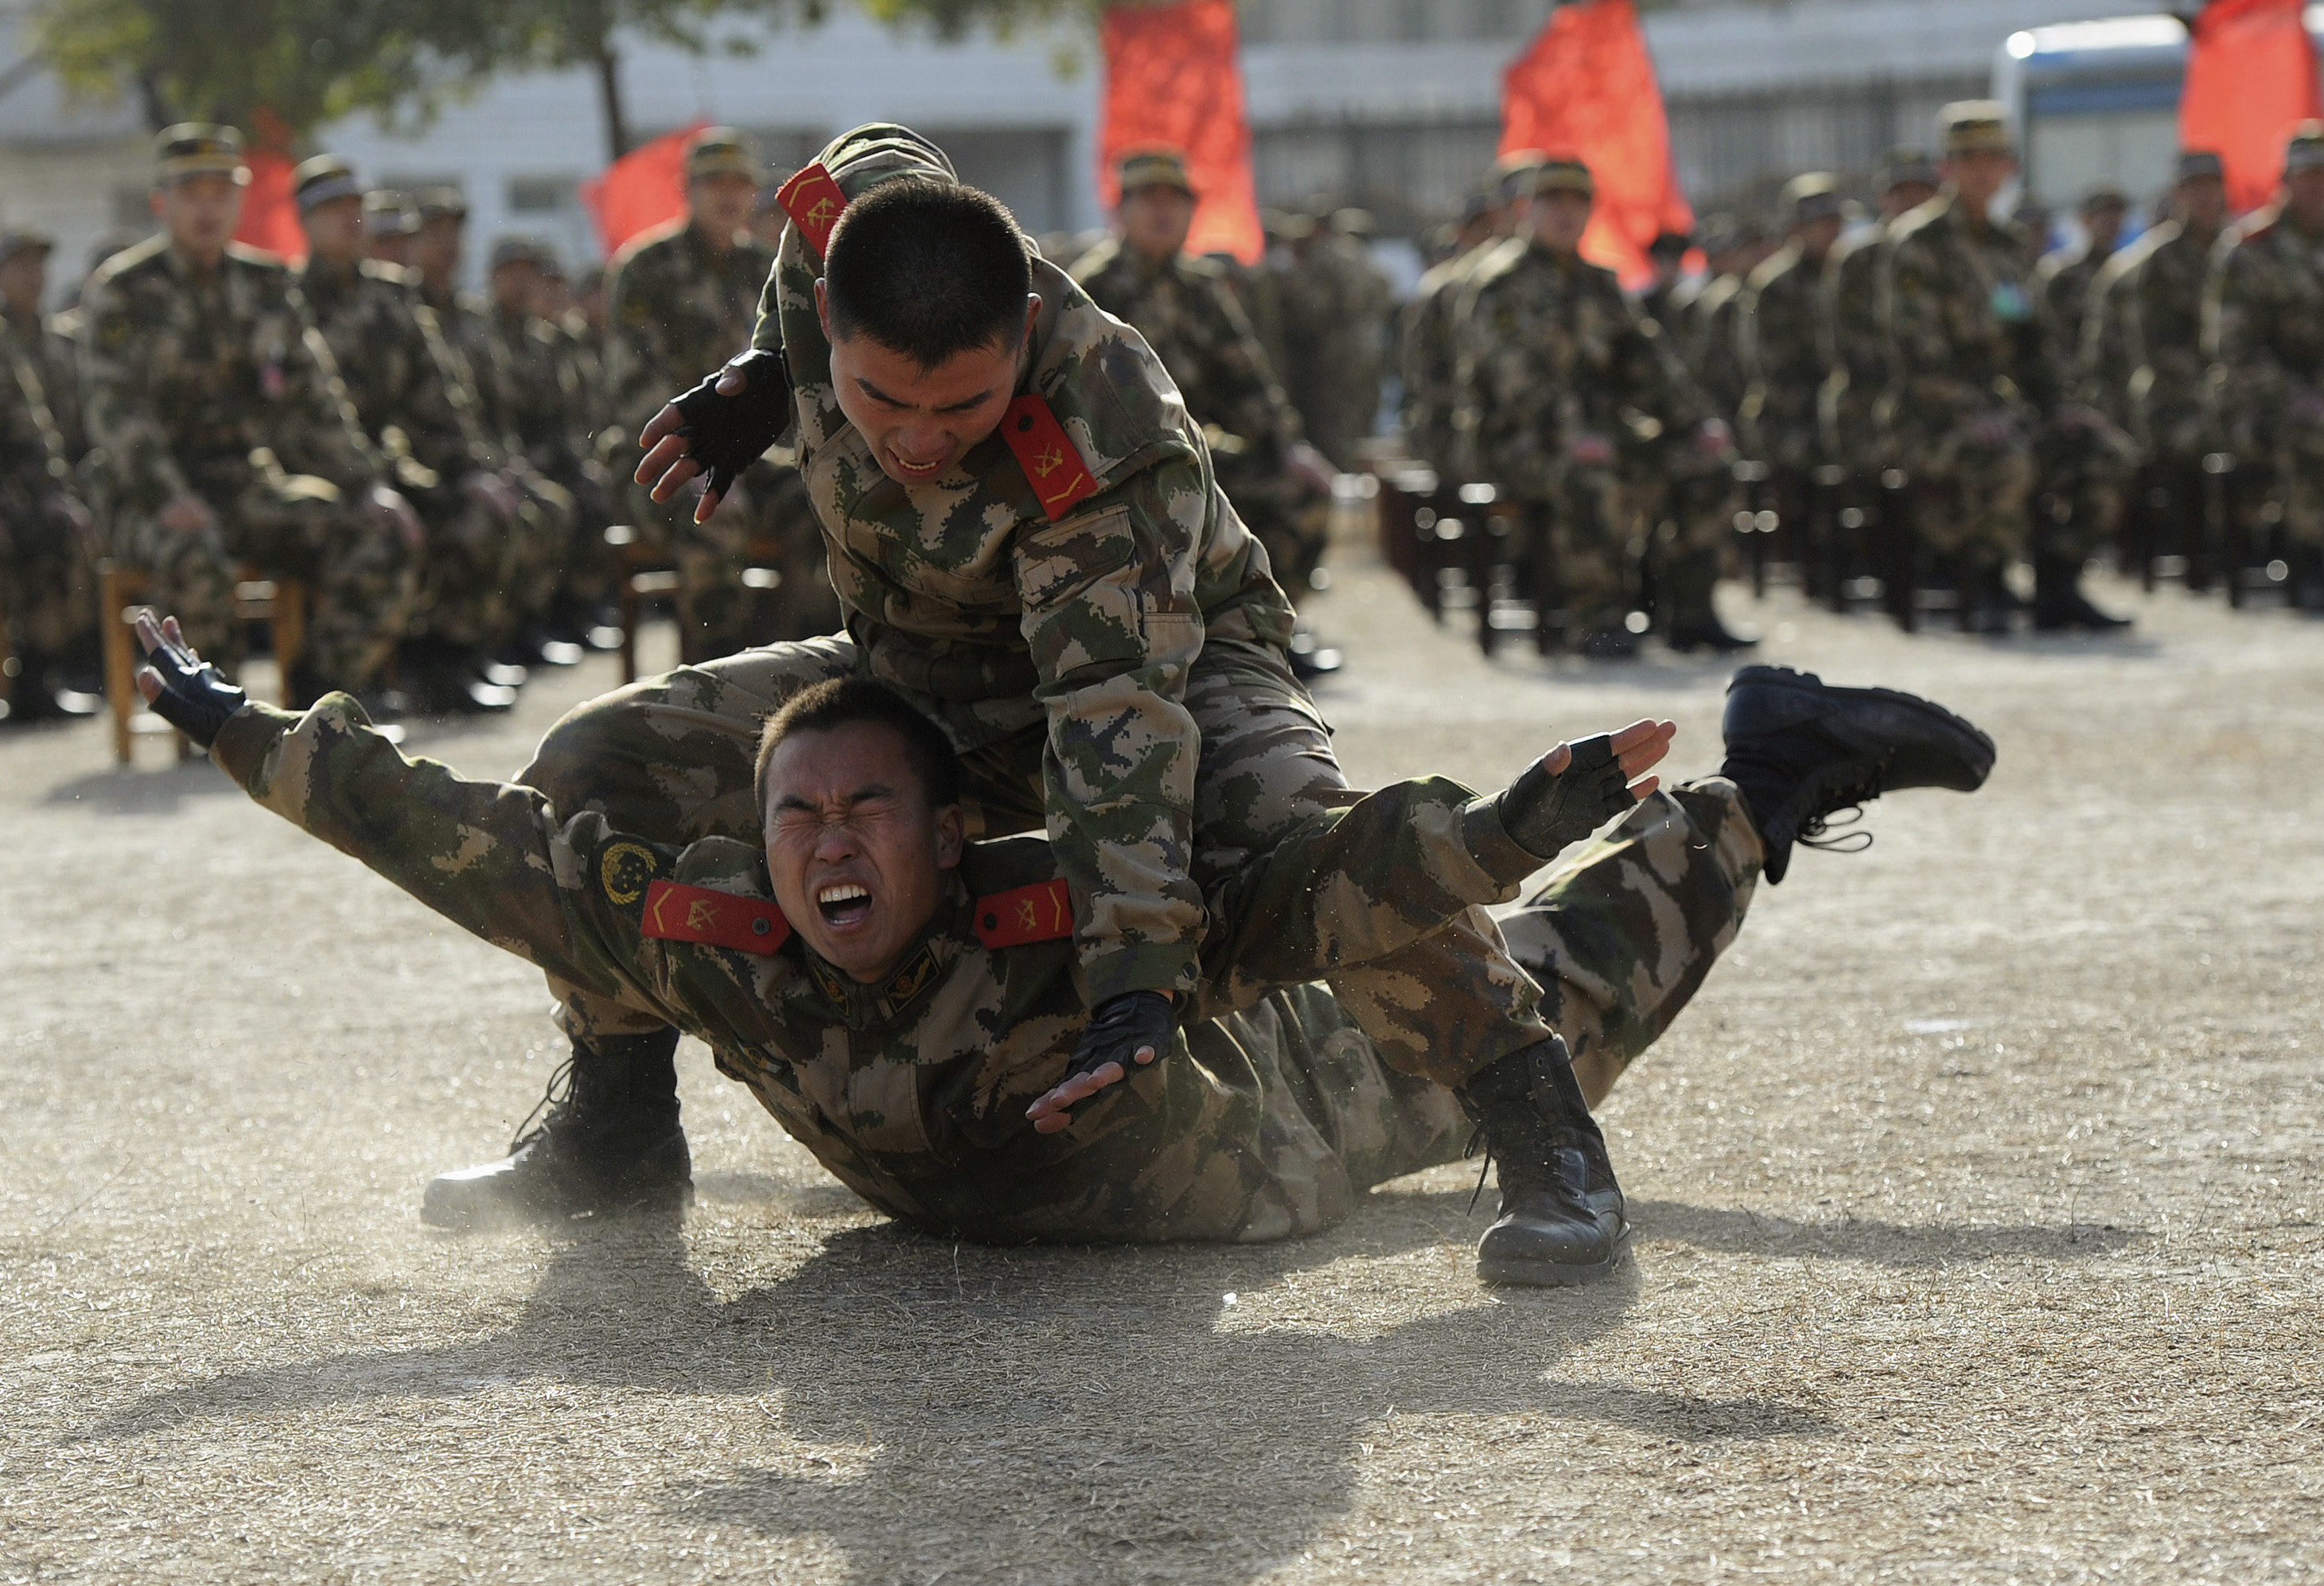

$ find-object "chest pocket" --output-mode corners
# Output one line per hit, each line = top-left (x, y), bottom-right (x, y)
(788, 1026), (935, 1158)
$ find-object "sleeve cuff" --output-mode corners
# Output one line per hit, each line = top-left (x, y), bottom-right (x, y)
(208, 702), (297, 790)
(1460, 793), (1556, 891)
(1080, 941), (1201, 1004)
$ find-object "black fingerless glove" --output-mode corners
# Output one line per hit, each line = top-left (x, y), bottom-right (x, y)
(135, 622), (247, 749)
(1057, 991), (1177, 1118)
(670, 348), (793, 500)
(1496, 733), (1632, 859)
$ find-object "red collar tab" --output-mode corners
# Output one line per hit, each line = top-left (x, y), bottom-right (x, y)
(1001, 395), (1100, 521)
(974, 877), (1074, 949)
(642, 880), (792, 955)
(777, 163), (847, 257)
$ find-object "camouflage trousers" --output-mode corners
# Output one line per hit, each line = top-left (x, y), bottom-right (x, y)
(1633, 452), (1739, 630)
(406, 481), (524, 651)
(1513, 463), (1629, 637)
(110, 466), (415, 688)
(2032, 411), (2138, 567)
(2275, 404), (2324, 551)
(622, 457), (837, 662)
(1897, 412), (2034, 567)
(1, 504), (97, 658)
(877, 777), (1762, 1244)
(524, 633), (1555, 1088)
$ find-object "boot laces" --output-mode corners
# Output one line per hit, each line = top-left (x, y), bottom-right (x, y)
(1796, 762), (1886, 855)
(506, 1055), (578, 1155)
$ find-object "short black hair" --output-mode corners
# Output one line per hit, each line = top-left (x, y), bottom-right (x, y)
(822, 176), (1031, 369)
(754, 677), (964, 812)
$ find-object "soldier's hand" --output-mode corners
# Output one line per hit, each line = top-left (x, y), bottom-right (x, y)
(158, 493), (216, 535)
(1026, 990), (1175, 1134)
(132, 612), (248, 749)
(1497, 718), (1676, 860)
(368, 484), (425, 553)
(636, 348), (792, 524)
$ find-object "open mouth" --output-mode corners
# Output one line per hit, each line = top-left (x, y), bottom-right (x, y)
(886, 449), (948, 481)
(816, 883), (874, 930)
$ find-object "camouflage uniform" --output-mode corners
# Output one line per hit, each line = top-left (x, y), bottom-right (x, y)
(2096, 218), (2217, 465)
(1457, 229), (1726, 639)
(1399, 240), (1500, 481)
(1071, 236), (1328, 594)
(2207, 203), (2324, 555)
(1278, 224), (1391, 470)
(531, 123), (1556, 1093)
(0, 347), (92, 676)
(1739, 240), (1831, 475)
(1, 303), (87, 466)
(1882, 193), (2041, 570)
(79, 236), (413, 688)
(2029, 231), (2138, 567)
(211, 692), (1761, 1241)
(489, 292), (615, 616)
(1820, 224), (1898, 471)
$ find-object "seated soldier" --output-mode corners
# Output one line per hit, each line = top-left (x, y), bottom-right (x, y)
(137, 615), (1993, 1285)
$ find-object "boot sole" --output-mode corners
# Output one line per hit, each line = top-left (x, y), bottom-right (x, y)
(1477, 1226), (1633, 1288)
(1724, 665), (1995, 790)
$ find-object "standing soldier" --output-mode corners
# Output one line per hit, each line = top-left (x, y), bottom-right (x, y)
(1678, 216), (1768, 435)
(2088, 153), (2229, 584)
(1402, 154), (1540, 483)
(1072, 149), (1334, 606)
(291, 155), (532, 713)
(2035, 185), (2128, 358)
(1740, 174), (1847, 599)
(1820, 150), (1938, 489)
(80, 125), (421, 707)
(0, 226), (100, 715)
(606, 127), (831, 657)
(1458, 158), (1733, 657)
(2210, 123), (2324, 610)
(1883, 103), (2044, 632)
(1279, 208), (1392, 470)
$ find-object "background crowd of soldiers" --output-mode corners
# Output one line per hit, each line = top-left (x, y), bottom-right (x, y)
(10, 99), (2324, 723)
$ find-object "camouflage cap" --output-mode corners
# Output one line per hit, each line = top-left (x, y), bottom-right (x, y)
(1876, 147), (1940, 192)
(2175, 149), (2226, 184)
(0, 226), (54, 264)
(1530, 158), (1595, 199)
(1492, 149), (1548, 200)
(363, 189), (419, 235)
(154, 123), (249, 186)
(416, 185), (469, 224)
(488, 234), (554, 272)
(1780, 172), (1844, 223)
(291, 154), (364, 213)
(2287, 121), (2324, 173)
(1939, 100), (2015, 158)
(685, 127), (760, 182)
(1116, 146), (1194, 196)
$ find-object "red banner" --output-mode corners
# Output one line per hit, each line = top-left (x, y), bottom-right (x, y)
(232, 150), (306, 263)
(1501, 0), (1692, 286)
(1099, 0), (1262, 264)
(2182, 0), (2323, 214)
(582, 121), (709, 258)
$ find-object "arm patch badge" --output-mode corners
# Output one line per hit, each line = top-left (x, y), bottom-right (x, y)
(974, 877), (1074, 949)
(1000, 395), (1100, 521)
(777, 163), (847, 259)
(642, 880), (792, 954)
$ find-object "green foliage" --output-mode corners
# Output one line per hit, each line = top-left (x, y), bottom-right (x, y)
(857, 0), (1103, 41)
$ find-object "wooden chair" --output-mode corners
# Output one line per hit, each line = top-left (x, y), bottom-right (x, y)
(99, 560), (304, 766)
(605, 524), (787, 685)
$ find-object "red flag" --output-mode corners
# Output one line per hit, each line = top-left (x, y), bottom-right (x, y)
(2182, 0), (2322, 214)
(1501, 0), (1692, 286)
(232, 149), (306, 263)
(1099, 0), (1262, 264)
(582, 121), (709, 258)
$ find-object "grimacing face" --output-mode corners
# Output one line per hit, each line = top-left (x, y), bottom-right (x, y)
(816, 278), (1037, 487)
(761, 720), (965, 984)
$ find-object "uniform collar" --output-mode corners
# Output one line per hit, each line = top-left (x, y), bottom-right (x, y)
(792, 875), (973, 1031)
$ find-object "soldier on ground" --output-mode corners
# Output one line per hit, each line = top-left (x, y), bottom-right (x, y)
(605, 127), (833, 658)
(1740, 174), (1847, 599)
(79, 125), (422, 710)
(1883, 103), (2047, 633)
(140, 610), (1994, 1277)
(2208, 123), (2324, 611)
(292, 155), (534, 714)
(1072, 148), (1334, 615)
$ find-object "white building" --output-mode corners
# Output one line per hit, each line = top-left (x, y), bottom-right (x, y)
(0, 1), (2162, 302)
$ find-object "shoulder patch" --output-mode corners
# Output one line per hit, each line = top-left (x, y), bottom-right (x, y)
(974, 877), (1074, 949)
(599, 840), (660, 905)
(1000, 395), (1100, 520)
(778, 163), (847, 258)
(642, 880), (792, 954)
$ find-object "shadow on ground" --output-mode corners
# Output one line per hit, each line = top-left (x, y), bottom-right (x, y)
(1632, 1200), (2147, 1265)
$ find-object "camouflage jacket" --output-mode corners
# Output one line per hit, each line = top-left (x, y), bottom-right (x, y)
(79, 237), (380, 516)
(1397, 241), (1495, 477)
(297, 257), (494, 487)
(1, 308), (85, 466)
(489, 305), (592, 480)
(749, 124), (1296, 1003)
(1683, 274), (1750, 425)
(1069, 238), (1302, 470)
(2088, 220), (2219, 457)
(2206, 206), (2324, 456)
(1819, 223), (1893, 452)
(606, 220), (775, 442)
(1455, 238), (1709, 500)
(2034, 240), (2116, 378)
(0, 345), (71, 557)
(1884, 193), (2054, 438)
(211, 695), (1540, 1241)
(1738, 242), (1829, 470)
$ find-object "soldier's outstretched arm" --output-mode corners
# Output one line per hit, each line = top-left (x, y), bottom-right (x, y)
(133, 614), (670, 1019)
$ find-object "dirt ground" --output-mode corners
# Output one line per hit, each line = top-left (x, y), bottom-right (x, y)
(2, 556), (2320, 1584)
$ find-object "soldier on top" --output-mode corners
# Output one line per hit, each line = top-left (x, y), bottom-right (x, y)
(79, 124), (422, 708)
(1071, 147), (1334, 610)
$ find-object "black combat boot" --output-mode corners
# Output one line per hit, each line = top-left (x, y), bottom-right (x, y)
(1455, 1039), (1629, 1287)
(1720, 664), (1995, 883)
(422, 1028), (693, 1229)
(1662, 559), (1758, 653)
(2032, 556), (2131, 632)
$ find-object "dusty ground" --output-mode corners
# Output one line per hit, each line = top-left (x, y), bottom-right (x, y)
(2, 555), (2320, 1583)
